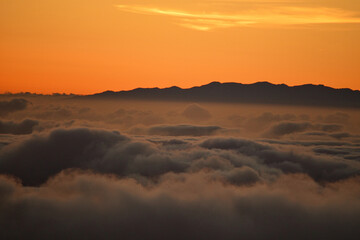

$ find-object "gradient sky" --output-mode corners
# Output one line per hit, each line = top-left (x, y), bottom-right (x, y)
(1, 0), (360, 94)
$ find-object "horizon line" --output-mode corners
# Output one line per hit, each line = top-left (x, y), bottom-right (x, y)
(1, 81), (359, 96)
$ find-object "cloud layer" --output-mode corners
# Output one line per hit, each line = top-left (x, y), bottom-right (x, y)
(1, 171), (360, 240)
(1, 127), (358, 186)
(0, 95), (359, 238)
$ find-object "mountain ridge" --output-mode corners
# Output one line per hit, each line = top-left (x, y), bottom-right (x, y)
(83, 81), (360, 108)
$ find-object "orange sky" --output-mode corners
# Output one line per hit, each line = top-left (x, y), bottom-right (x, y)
(1, 0), (360, 94)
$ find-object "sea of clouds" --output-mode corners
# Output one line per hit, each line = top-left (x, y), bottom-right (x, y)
(0, 95), (360, 239)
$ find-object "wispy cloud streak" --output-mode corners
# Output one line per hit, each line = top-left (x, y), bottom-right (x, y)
(116, 4), (360, 30)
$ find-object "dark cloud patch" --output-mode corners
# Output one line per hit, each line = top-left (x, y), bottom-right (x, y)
(313, 148), (350, 155)
(0, 172), (360, 240)
(129, 125), (222, 136)
(303, 132), (328, 137)
(0, 128), (193, 186)
(147, 125), (222, 136)
(261, 139), (360, 147)
(0, 98), (29, 116)
(201, 137), (359, 182)
(319, 124), (343, 132)
(303, 132), (353, 140)
(218, 166), (262, 186)
(158, 139), (189, 146)
(265, 122), (312, 137)
(311, 146), (360, 162)
(0, 128), (128, 186)
(201, 137), (271, 152)
(264, 121), (343, 137)
(345, 155), (360, 161)
(190, 155), (234, 172)
(329, 132), (352, 140)
(182, 104), (212, 121)
(0, 142), (7, 149)
(149, 139), (192, 150)
(100, 141), (189, 178)
(0, 119), (39, 135)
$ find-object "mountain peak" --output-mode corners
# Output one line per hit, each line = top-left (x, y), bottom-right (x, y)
(85, 82), (360, 108)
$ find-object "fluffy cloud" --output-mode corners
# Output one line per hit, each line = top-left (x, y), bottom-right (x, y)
(1, 128), (359, 187)
(0, 119), (39, 135)
(201, 137), (359, 182)
(0, 172), (360, 240)
(0, 128), (128, 185)
(0, 98), (29, 116)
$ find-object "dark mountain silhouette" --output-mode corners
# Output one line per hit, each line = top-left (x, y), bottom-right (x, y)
(84, 82), (360, 108)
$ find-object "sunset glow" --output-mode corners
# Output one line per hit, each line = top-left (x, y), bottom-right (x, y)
(1, 0), (360, 93)
(1, 1), (360, 239)
(116, 5), (360, 30)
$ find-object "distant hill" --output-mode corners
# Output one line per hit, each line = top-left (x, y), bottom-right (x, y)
(84, 82), (360, 108)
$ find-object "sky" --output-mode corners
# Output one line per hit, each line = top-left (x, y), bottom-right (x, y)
(1, 0), (360, 94)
